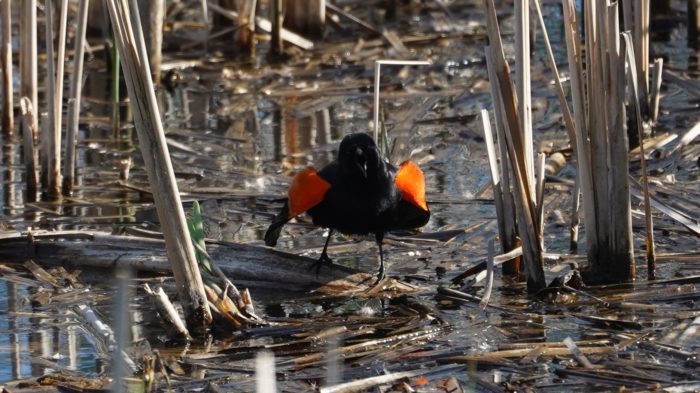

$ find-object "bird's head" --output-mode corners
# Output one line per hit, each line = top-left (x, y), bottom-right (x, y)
(338, 133), (382, 182)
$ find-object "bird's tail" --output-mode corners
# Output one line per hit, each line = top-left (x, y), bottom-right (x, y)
(264, 200), (290, 247)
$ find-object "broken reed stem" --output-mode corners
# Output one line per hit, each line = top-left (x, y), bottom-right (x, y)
(2, 0), (13, 134)
(64, 0), (91, 195)
(106, 0), (212, 328)
(43, 0), (60, 197)
(622, 33), (656, 280)
(484, 0), (545, 292)
(20, 0), (38, 133)
(650, 58), (663, 124)
(143, 284), (190, 341)
(20, 97), (38, 199)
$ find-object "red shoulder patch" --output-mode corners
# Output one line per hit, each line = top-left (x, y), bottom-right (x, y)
(287, 167), (331, 218)
(395, 161), (428, 211)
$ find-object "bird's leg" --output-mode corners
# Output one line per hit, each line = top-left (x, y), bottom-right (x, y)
(375, 232), (385, 282)
(309, 229), (334, 275)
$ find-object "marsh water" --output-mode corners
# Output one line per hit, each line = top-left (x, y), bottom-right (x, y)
(1, 1), (699, 390)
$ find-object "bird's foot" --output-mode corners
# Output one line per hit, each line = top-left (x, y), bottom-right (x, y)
(309, 252), (334, 276)
(374, 267), (386, 285)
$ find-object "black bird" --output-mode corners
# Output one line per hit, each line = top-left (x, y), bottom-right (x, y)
(264, 133), (430, 280)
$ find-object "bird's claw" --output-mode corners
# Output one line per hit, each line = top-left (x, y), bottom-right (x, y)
(375, 267), (385, 285)
(309, 252), (334, 276)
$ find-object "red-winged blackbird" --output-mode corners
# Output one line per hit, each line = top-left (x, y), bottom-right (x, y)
(264, 133), (430, 280)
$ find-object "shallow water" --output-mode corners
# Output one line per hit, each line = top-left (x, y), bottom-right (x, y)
(1, 0), (699, 390)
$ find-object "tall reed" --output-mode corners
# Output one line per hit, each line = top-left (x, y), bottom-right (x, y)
(483, 0), (546, 292)
(43, 0), (60, 197)
(561, 0), (635, 282)
(2, 0), (13, 134)
(106, 0), (212, 328)
(64, 0), (91, 194)
(20, 0), (38, 133)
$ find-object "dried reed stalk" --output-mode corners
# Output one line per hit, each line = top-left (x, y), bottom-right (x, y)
(236, 0), (258, 58)
(148, 0), (164, 84)
(143, 284), (190, 341)
(487, 55), (519, 276)
(270, 0), (284, 56)
(54, 0), (68, 150)
(561, 0), (634, 282)
(484, 0), (545, 291)
(20, 0), (38, 132)
(110, 39), (120, 138)
(285, 0), (325, 37)
(20, 97), (38, 197)
(64, 0), (91, 195)
(631, 0), (650, 114)
(2, 0), (13, 134)
(535, 152), (546, 244)
(622, 33), (655, 279)
(650, 58), (663, 124)
(106, 0), (212, 328)
(515, 0), (534, 200)
(43, 0), (60, 197)
(480, 108), (518, 275)
(372, 59), (430, 156)
(207, 2), (314, 50)
(691, 0), (700, 42)
(532, 0), (583, 257)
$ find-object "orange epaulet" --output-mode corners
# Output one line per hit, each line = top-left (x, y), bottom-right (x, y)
(287, 167), (331, 218)
(394, 161), (428, 211)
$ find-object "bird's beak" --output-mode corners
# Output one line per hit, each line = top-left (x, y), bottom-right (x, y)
(357, 162), (368, 178)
